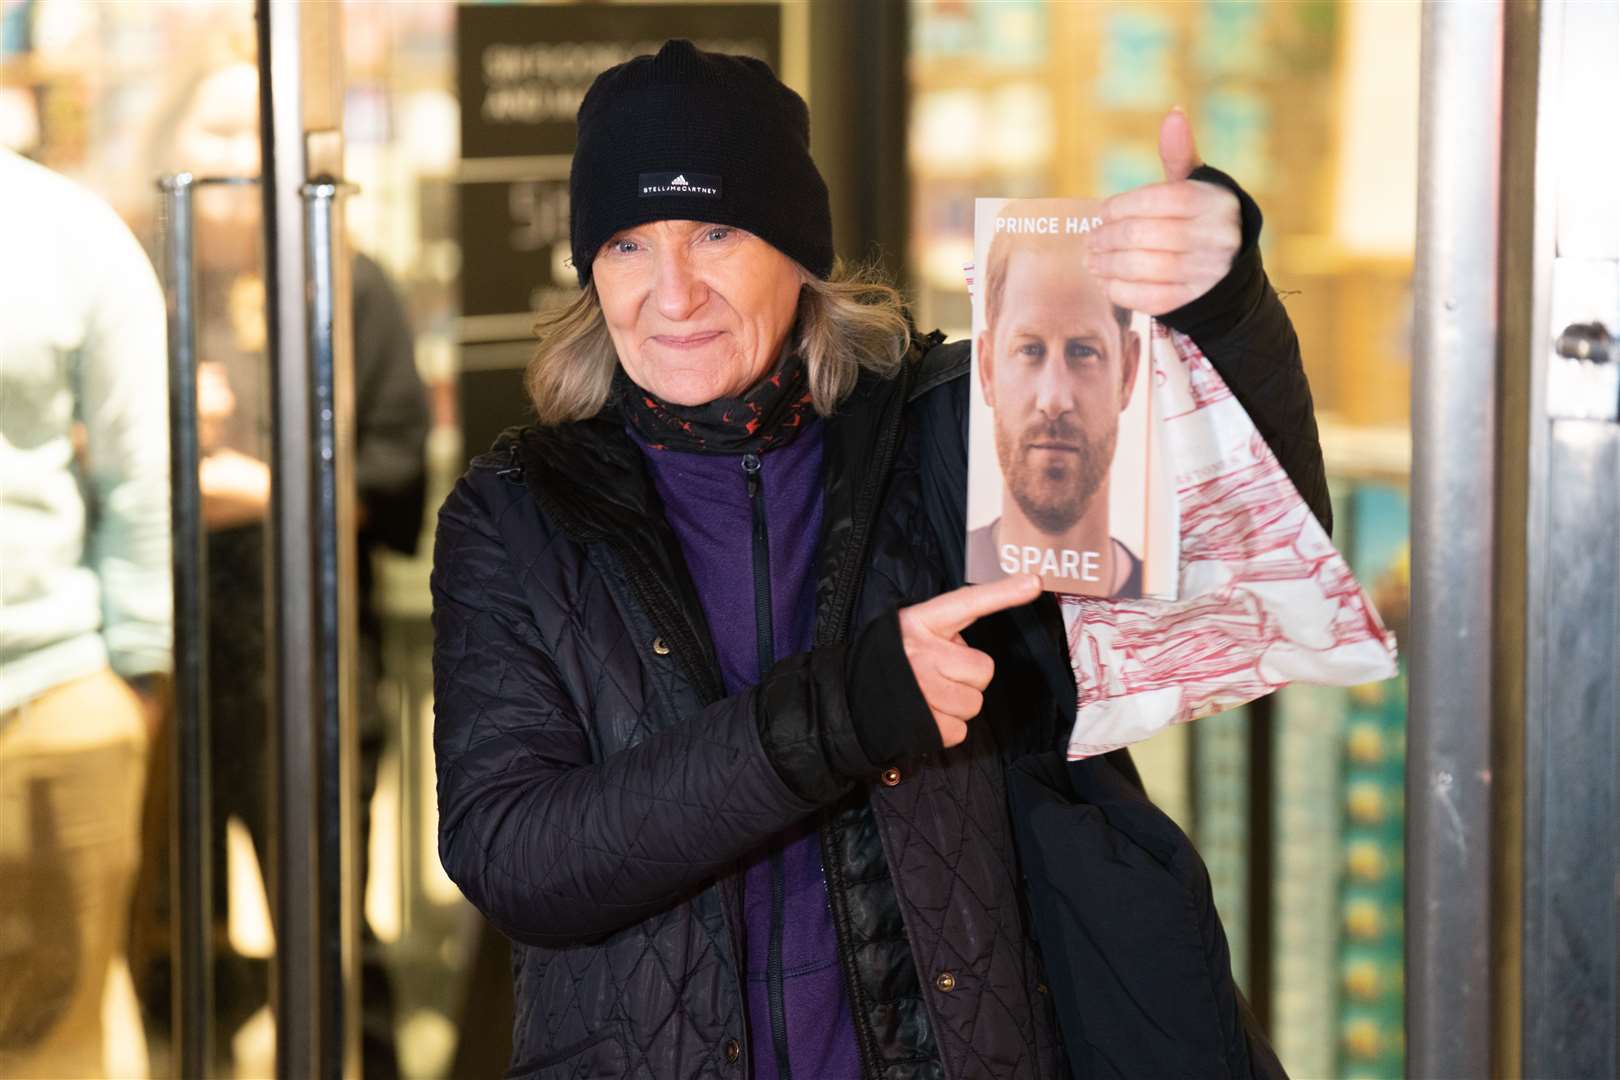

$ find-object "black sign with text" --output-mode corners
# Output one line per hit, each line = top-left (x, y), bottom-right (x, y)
(458, 176), (575, 323)
(457, 4), (780, 161)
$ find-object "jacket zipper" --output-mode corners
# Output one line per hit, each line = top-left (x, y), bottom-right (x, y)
(743, 454), (775, 681)
(749, 459), (794, 1080)
(744, 452), (794, 1080)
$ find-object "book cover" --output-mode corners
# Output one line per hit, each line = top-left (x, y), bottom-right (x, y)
(965, 196), (1177, 599)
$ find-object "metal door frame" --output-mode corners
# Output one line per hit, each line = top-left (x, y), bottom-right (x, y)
(258, 2), (361, 1076)
(1408, 6), (1503, 1073)
(1513, 2), (1619, 1076)
(1410, 2), (1620, 1076)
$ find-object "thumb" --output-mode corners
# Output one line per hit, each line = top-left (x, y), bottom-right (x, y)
(1159, 106), (1201, 182)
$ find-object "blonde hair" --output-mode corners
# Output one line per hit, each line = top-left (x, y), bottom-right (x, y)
(526, 260), (912, 425)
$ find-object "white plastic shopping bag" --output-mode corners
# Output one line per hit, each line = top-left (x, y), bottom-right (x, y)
(1058, 324), (1398, 757)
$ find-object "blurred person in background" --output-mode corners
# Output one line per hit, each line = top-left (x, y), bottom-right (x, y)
(127, 57), (430, 1076)
(0, 146), (171, 1079)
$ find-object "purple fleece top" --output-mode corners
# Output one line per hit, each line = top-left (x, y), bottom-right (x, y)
(630, 419), (861, 1080)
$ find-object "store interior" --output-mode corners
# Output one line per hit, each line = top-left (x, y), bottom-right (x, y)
(0, 2), (1418, 1077)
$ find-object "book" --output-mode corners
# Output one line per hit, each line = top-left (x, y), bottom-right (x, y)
(964, 196), (1177, 599)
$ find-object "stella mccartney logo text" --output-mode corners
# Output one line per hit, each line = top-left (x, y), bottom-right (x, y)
(639, 172), (722, 198)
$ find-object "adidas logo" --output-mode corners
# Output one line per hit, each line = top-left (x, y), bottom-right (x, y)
(671, 175), (689, 186)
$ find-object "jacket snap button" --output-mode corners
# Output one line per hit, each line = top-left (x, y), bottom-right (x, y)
(935, 971), (956, 992)
(652, 637), (670, 656)
(881, 766), (902, 787)
(723, 1038), (741, 1064)
(1036, 981), (1049, 994)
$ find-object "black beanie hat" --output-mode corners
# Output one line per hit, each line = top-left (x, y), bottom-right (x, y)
(570, 39), (834, 288)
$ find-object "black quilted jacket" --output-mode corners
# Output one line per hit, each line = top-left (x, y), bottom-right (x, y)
(432, 170), (1328, 1080)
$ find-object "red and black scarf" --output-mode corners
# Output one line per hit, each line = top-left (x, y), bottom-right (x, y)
(616, 353), (816, 454)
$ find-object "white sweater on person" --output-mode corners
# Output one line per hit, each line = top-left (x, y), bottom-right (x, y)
(0, 149), (172, 711)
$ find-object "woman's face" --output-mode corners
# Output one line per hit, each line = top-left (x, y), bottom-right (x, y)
(591, 220), (804, 405)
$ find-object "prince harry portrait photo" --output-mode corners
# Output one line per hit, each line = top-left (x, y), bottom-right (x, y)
(966, 197), (1158, 600)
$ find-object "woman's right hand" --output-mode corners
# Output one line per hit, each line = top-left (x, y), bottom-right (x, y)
(897, 575), (1043, 746)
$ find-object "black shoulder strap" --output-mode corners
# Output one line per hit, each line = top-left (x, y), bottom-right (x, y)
(908, 332), (969, 402)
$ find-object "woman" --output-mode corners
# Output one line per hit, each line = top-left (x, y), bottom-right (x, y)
(433, 41), (1326, 1079)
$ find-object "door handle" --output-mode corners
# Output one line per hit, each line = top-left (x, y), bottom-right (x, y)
(298, 174), (359, 789)
(155, 169), (258, 1079)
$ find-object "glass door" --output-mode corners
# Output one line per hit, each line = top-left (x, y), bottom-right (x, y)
(6, 3), (479, 1076)
(152, 3), (363, 1075)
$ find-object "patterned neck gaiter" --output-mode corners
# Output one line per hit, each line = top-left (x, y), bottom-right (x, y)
(616, 352), (816, 454)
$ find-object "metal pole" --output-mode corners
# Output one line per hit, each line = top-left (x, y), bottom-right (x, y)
(304, 178), (361, 1080)
(157, 172), (214, 1080)
(258, 3), (357, 1073)
(1407, 5), (1503, 1077)
(258, 2), (321, 1072)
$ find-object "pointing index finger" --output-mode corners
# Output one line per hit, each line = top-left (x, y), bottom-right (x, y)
(918, 575), (1042, 637)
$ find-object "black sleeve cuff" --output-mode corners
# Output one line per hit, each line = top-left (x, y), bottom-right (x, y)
(845, 607), (943, 766)
(1155, 165), (1334, 537)
(754, 610), (942, 805)
(757, 646), (864, 805)
(1159, 164), (1266, 347)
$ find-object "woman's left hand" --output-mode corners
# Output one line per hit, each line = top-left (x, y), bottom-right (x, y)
(1085, 108), (1242, 316)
